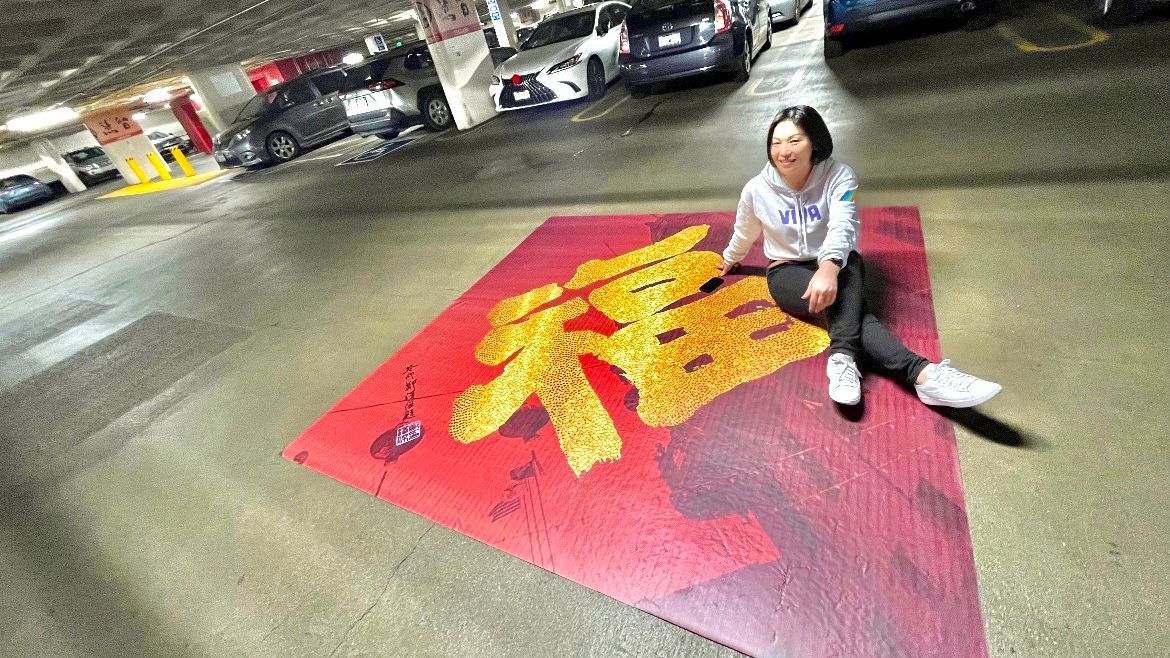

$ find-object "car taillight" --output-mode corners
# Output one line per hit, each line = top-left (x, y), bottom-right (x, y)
(511, 73), (522, 85)
(828, 23), (845, 33)
(369, 79), (402, 92)
(619, 22), (630, 54)
(714, 0), (731, 32)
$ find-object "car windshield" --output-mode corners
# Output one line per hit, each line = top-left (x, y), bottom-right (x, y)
(66, 148), (104, 163)
(1, 176), (36, 190)
(233, 92), (274, 123)
(631, 0), (709, 15)
(521, 11), (596, 50)
(149, 131), (169, 140)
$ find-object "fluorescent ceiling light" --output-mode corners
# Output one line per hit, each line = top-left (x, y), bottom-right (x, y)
(143, 88), (171, 103)
(132, 112), (146, 121)
(342, 52), (364, 65)
(391, 9), (417, 21)
(5, 106), (79, 132)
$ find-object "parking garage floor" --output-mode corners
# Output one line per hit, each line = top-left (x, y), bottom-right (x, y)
(2, 2), (1168, 656)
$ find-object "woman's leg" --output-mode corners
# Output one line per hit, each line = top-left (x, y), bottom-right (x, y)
(766, 261), (863, 359)
(835, 254), (930, 387)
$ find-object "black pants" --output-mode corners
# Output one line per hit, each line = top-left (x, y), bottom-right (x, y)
(765, 252), (929, 387)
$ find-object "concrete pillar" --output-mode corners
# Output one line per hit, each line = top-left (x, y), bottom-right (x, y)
(31, 139), (87, 193)
(556, 0), (572, 13)
(487, 0), (519, 48)
(185, 64), (255, 135)
(81, 107), (168, 184)
(412, 0), (497, 130)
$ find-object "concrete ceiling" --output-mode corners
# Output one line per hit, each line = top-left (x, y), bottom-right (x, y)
(0, 0), (434, 125)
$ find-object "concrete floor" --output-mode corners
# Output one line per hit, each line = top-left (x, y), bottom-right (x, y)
(2, 1), (1167, 655)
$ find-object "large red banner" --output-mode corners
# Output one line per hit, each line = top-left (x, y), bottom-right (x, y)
(284, 210), (987, 657)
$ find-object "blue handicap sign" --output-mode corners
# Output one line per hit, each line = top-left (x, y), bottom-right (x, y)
(338, 139), (413, 165)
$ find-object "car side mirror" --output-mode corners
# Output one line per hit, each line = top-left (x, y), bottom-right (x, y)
(597, 24), (607, 36)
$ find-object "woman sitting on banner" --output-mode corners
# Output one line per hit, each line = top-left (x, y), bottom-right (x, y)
(718, 105), (1002, 408)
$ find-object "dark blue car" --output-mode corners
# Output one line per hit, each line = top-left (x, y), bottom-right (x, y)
(823, 0), (993, 56)
(0, 175), (55, 215)
(618, 0), (773, 95)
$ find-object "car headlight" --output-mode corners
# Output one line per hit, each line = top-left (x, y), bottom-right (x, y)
(491, 75), (501, 85)
(233, 128), (252, 142)
(547, 54), (582, 74)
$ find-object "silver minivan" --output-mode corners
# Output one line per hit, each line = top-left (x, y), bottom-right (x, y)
(338, 43), (455, 138)
(63, 147), (121, 186)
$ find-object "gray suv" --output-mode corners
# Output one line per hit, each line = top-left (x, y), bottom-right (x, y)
(213, 67), (352, 167)
(338, 43), (455, 138)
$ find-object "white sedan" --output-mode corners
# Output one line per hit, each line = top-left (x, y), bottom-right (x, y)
(490, 2), (631, 111)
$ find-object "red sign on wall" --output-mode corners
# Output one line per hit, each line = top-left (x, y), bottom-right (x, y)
(83, 108), (143, 146)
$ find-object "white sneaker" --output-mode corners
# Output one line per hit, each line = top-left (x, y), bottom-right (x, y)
(826, 353), (862, 405)
(914, 359), (1002, 408)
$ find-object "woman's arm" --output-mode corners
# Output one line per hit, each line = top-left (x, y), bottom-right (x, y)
(721, 186), (763, 272)
(819, 166), (860, 266)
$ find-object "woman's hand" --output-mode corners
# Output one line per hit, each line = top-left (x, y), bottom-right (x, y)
(802, 262), (840, 314)
(717, 261), (738, 277)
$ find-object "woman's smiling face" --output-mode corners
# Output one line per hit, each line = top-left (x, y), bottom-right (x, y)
(770, 120), (814, 174)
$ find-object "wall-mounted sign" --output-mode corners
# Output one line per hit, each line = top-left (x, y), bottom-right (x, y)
(365, 33), (389, 54)
(82, 108), (143, 146)
(412, 0), (481, 43)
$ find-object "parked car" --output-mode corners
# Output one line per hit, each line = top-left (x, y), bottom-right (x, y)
(489, 2), (631, 111)
(63, 146), (121, 186)
(0, 175), (55, 214)
(822, 0), (994, 56)
(338, 42), (456, 138)
(212, 67), (351, 167)
(1093, 0), (1168, 25)
(618, 0), (772, 95)
(771, 0), (812, 25)
(148, 130), (194, 160)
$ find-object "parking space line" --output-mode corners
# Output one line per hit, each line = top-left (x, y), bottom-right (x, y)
(996, 13), (1109, 53)
(570, 92), (632, 122)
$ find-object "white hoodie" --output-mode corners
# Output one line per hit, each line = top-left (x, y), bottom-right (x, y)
(722, 158), (859, 267)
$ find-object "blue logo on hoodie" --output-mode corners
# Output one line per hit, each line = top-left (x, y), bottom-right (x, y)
(780, 205), (823, 225)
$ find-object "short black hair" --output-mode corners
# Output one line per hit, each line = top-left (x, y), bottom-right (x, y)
(767, 105), (834, 167)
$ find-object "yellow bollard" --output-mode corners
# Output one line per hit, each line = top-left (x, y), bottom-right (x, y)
(171, 147), (197, 178)
(147, 152), (173, 181)
(125, 157), (151, 185)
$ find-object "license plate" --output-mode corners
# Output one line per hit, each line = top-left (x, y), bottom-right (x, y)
(513, 89), (531, 101)
(658, 31), (681, 47)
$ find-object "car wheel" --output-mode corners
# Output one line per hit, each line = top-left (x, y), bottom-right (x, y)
(733, 36), (752, 82)
(78, 173), (93, 187)
(421, 91), (454, 131)
(824, 34), (846, 58)
(586, 58), (606, 101)
(265, 131), (300, 163)
(625, 81), (648, 98)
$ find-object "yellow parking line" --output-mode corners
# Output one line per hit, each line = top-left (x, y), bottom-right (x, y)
(996, 13), (1109, 53)
(571, 92), (632, 122)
